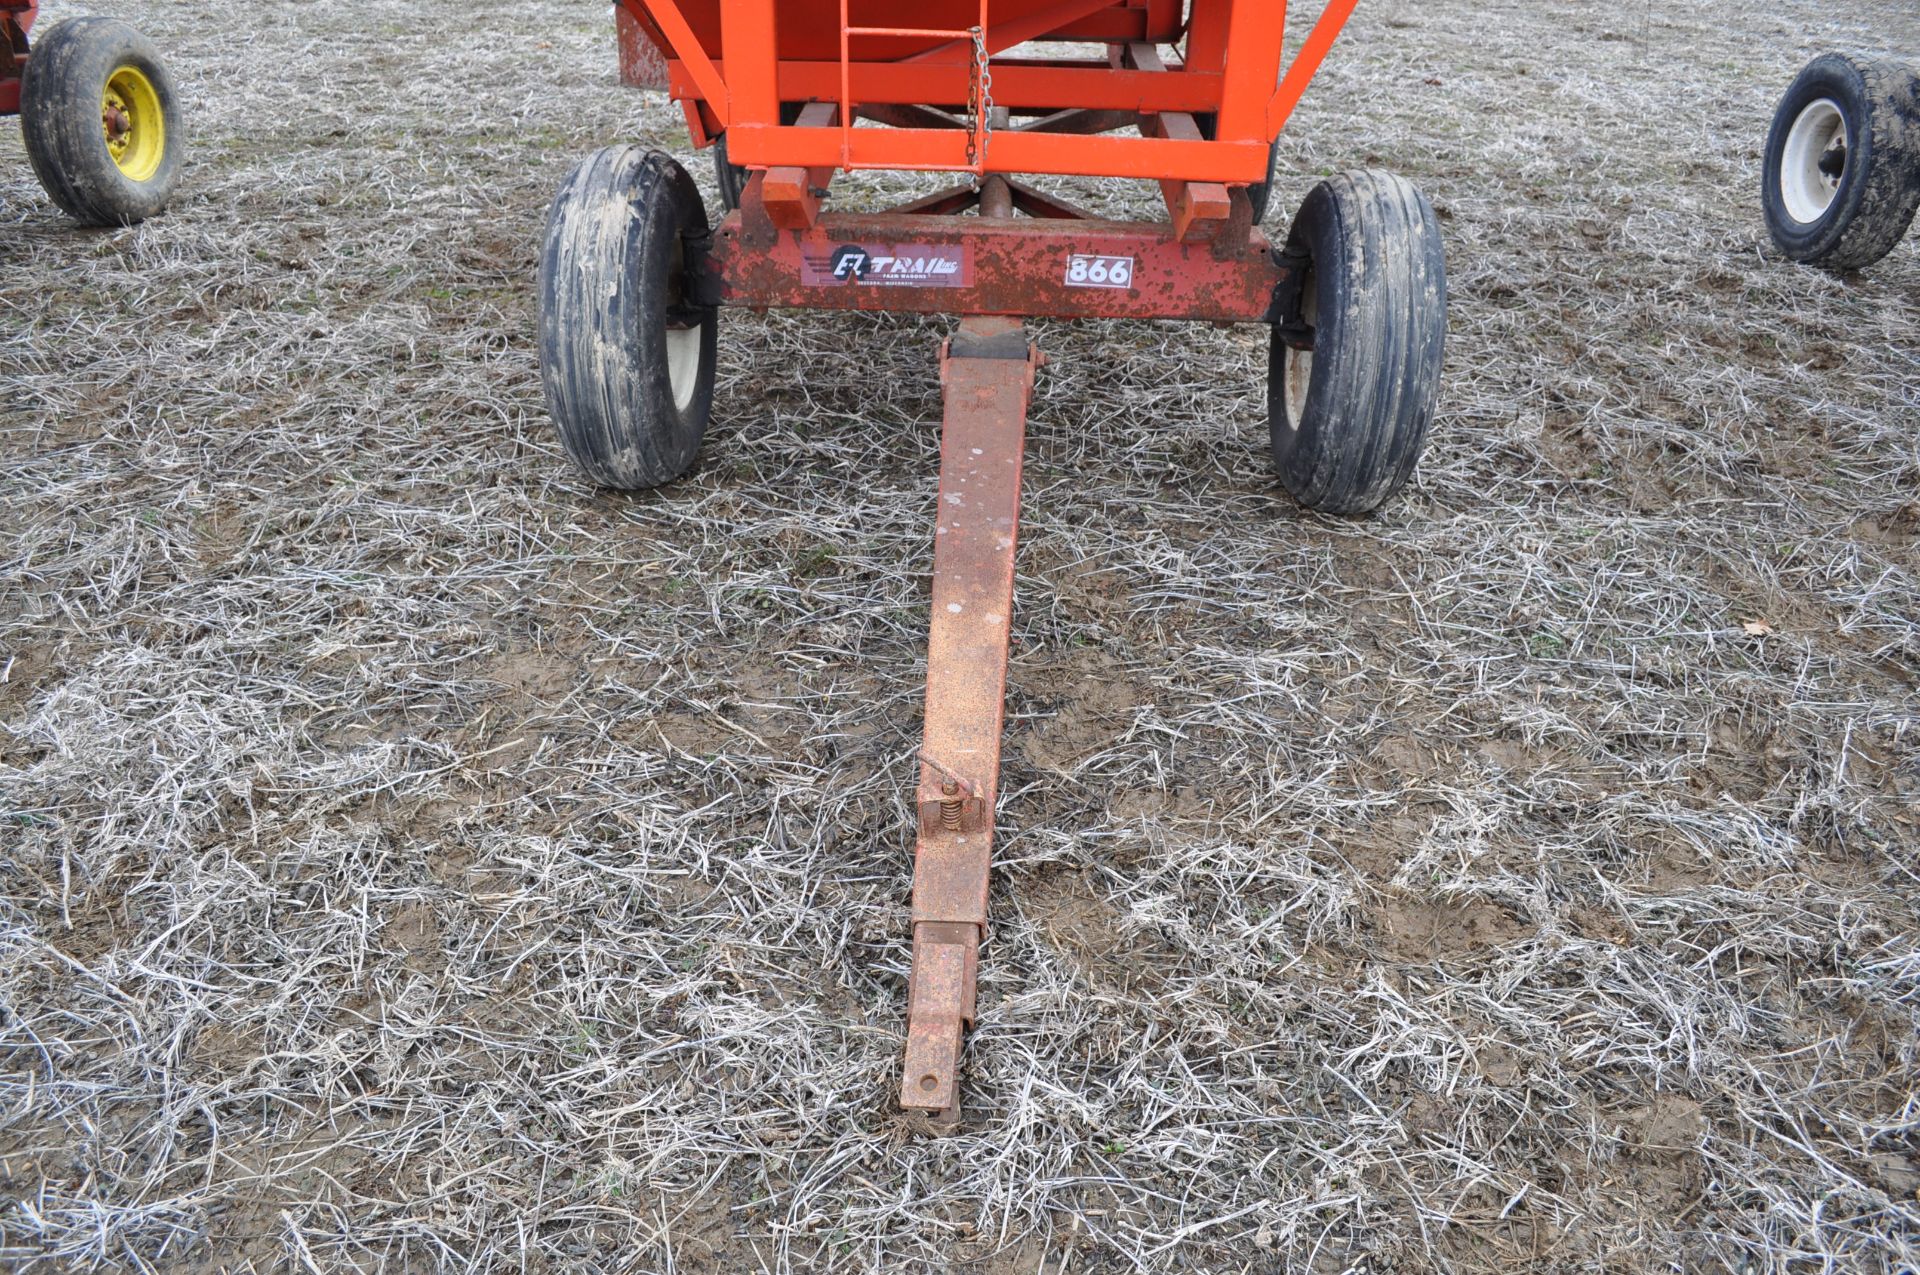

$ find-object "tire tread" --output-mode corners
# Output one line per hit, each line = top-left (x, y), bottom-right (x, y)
(1271, 169), (1447, 515)
(538, 146), (716, 490)
(1762, 54), (1920, 269)
(20, 17), (183, 226)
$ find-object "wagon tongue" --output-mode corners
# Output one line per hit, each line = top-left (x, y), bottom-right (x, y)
(898, 315), (1039, 1118)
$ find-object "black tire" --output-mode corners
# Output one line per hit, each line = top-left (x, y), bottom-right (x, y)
(20, 18), (184, 226)
(1195, 112), (1279, 224)
(1270, 170), (1447, 515)
(713, 103), (803, 213)
(714, 130), (749, 213)
(1761, 54), (1920, 270)
(538, 146), (718, 490)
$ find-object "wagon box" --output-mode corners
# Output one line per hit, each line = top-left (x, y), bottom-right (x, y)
(540, 0), (1450, 1120)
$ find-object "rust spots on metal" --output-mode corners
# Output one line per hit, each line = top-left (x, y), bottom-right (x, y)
(706, 209), (1284, 322)
(899, 315), (1037, 1116)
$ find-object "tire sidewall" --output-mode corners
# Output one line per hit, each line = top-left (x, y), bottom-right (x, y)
(1271, 181), (1353, 509)
(635, 153), (716, 475)
(22, 18), (183, 225)
(1762, 56), (1876, 259)
(1270, 171), (1447, 515)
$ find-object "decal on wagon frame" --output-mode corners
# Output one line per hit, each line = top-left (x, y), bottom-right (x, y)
(1064, 254), (1134, 288)
(803, 243), (973, 287)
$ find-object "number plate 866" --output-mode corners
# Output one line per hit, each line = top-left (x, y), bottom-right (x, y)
(1064, 254), (1134, 289)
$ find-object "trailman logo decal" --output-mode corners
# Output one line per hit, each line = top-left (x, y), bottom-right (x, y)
(803, 243), (972, 287)
(828, 245), (874, 280)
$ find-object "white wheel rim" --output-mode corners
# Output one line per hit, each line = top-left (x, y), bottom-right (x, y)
(665, 234), (702, 415)
(1780, 98), (1848, 225)
(1283, 271), (1317, 432)
(666, 324), (701, 414)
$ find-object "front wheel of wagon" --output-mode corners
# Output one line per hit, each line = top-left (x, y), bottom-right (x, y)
(1269, 170), (1447, 516)
(539, 146), (717, 490)
(1761, 54), (1920, 270)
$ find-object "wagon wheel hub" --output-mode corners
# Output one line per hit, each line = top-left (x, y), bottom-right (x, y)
(1817, 138), (1847, 186)
(99, 66), (167, 181)
(103, 98), (132, 151)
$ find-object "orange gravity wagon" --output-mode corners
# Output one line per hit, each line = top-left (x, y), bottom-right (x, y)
(539, 0), (1449, 1120)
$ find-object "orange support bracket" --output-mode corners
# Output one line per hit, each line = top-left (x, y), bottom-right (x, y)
(1209, 0), (1285, 146)
(633, 0), (732, 128)
(899, 316), (1039, 1117)
(1266, 0), (1359, 137)
(759, 101), (840, 229)
(1126, 42), (1238, 245)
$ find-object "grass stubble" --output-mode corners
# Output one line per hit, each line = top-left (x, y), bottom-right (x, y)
(1, 0), (1917, 1271)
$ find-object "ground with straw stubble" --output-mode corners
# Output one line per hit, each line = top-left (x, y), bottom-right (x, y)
(3, 0), (1918, 1270)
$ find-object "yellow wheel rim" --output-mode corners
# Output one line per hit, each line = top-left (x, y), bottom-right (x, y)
(101, 65), (165, 183)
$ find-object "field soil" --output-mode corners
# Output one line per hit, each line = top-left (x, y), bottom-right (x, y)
(3, 1), (1918, 1271)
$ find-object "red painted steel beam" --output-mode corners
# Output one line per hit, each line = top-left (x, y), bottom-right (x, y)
(668, 62), (1228, 118)
(718, 0), (777, 127)
(900, 316), (1038, 1116)
(759, 101), (838, 228)
(0, 2), (33, 116)
(1183, 0), (1230, 76)
(637, 0), (732, 127)
(706, 211), (1286, 322)
(1126, 42), (1235, 243)
(725, 125), (1268, 182)
(1214, 0), (1286, 146)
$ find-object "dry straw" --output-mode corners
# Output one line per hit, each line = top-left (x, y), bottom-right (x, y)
(1, 0), (1916, 1271)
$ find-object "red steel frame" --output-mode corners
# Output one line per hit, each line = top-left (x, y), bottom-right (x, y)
(620, 0), (1355, 184)
(614, 0), (1348, 1117)
(903, 311), (1036, 1115)
(0, 2), (39, 116)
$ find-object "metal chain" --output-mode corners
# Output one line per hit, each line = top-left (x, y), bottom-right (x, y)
(965, 25), (993, 170)
(977, 27), (994, 165)
(964, 26), (982, 168)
